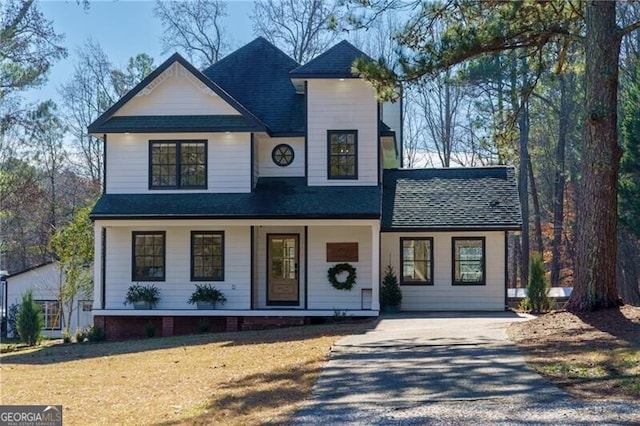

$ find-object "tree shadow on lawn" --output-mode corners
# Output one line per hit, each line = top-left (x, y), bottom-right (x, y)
(0, 321), (376, 365)
(573, 307), (640, 344)
(157, 359), (321, 426)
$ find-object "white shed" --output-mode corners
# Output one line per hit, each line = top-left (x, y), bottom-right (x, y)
(5, 263), (93, 338)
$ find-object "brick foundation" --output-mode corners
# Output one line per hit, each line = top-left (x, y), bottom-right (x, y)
(240, 316), (308, 331)
(94, 315), (336, 340)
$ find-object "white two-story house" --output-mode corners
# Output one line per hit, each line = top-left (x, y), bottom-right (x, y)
(89, 38), (521, 340)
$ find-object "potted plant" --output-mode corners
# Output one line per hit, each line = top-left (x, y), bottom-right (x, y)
(188, 283), (226, 309)
(125, 284), (160, 309)
(380, 265), (402, 313)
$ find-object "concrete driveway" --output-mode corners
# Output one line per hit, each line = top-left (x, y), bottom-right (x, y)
(292, 312), (640, 425)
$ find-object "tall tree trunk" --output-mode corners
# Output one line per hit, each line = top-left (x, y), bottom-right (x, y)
(551, 73), (572, 286)
(513, 235), (521, 287)
(566, 1), (621, 311)
(528, 156), (544, 254)
(511, 54), (530, 288)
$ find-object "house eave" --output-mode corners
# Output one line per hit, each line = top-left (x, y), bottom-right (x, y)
(380, 225), (522, 233)
(90, 213), (382, 221)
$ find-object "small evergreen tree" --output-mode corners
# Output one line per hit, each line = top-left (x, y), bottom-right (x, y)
(16, 290), (44, 346)
(527, 253), (549, 313)
(380, 265), (402, 310)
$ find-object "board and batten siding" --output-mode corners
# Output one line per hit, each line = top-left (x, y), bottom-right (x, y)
(307, 226), (373, 310)
(113, 62), (240, 117)
(256, 136), (305, 177)
(106, 132), (251, 194)
(381, 231), (506, 311)
(103, 226), (251, 310)
(306, 79), (378, 186)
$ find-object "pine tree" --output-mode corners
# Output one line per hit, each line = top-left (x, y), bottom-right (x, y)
(526, 253), (549, 313)
(16, 290), (44, 346)
(380, 265), (402, 311)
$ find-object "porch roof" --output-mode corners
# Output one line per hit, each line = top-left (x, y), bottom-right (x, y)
(382, 166), (522, 231)
(91, 178), (381, 220)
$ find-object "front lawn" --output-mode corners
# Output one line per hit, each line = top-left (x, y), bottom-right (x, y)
(0, 321), (373, 425)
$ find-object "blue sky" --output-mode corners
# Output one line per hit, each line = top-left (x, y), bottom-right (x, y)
(26, 0), (255, 104)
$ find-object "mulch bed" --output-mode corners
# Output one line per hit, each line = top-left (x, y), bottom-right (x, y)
(508, 305), (640, 399)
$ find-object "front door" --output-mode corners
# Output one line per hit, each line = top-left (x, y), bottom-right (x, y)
(267, 234), (299, 305)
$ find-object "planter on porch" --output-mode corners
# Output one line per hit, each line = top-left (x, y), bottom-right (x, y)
(195, 301), (216, 310)
(125, 284), (160, 310)
(188, 284), (226, 309)
(133, 301), (152, 310)
(382, 304), (399, 313)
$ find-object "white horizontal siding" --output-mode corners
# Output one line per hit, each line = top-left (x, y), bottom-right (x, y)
(307, 226), (373, 310)
(6, 263), (92, 337)
(307, 79), (378, 186)
(104, 226), (251, 310)
(114, 62), (239, 116)
(380, 231), (506, 311)
(257, 136), (305, 177)
(106, 132), (251, 193)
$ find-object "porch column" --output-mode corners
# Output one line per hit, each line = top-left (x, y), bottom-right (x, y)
(371, 221), (380, 311)
(93, 224), (103, 310)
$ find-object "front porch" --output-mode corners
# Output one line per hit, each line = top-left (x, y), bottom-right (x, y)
(92, 218), (381, 339)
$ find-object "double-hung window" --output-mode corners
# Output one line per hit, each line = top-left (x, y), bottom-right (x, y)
(452, 237), (486, 285)
(132, 231), (166, 281)
(327, 130), (358, 179)
(35, 300), (61, 330)
(191, 231), (224, 281)
(400, 238), (433, 285)
(149, 140), (207, 189)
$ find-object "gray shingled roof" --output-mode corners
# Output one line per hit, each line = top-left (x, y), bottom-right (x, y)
(382, 167), (522, 231)
(90, 115), (263, 133)
(203, 38), (305, 136)
(290, 40), (375, 78)
(91, 178), (381, 219)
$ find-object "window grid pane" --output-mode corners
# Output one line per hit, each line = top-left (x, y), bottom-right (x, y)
(150, 141), (206, 188)
(151, 143), (177, 187)
(329, 131), (357, 178)
(454, 239), (484, 284)
(192, 232), (223, 281)
(36, 301), (61, 330)
(133, 232), (165, 281)
(401, 239), (432, 284)
(180, 143), (206, 187)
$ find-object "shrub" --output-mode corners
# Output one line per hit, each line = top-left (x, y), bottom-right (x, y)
(380, 265), (402, 309)
(16, 290), (44, 346)
(527, 253), (550, 313)
(86, 325), (106, 342)
(62, 328), (72, 343)
(198, 319), (210, 333)
(75, 327), (88, 342)
(144, 321), (156, 338)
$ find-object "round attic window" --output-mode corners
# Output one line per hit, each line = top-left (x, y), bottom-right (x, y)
(271, 144), (295, 167)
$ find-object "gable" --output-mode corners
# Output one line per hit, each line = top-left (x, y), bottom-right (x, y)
(113, 62), (240, 117)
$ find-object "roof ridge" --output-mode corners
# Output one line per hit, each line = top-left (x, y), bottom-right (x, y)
(203, 37), (300, 75)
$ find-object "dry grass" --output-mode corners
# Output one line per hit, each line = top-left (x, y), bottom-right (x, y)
(0, 321), (373, 425)
(508, 305), (640, 400)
